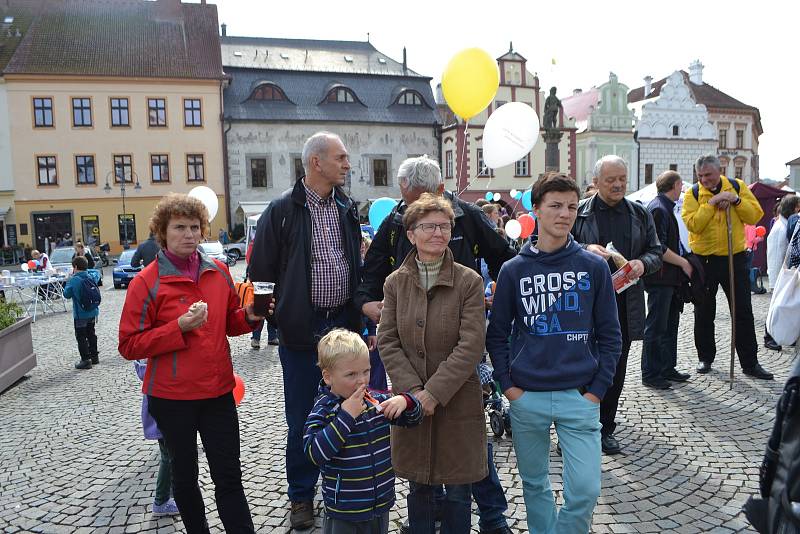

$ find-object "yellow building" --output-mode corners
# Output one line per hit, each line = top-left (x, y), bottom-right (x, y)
(3, 0), (226, 254)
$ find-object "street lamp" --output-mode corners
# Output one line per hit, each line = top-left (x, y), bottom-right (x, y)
(104, 168), (141, 248)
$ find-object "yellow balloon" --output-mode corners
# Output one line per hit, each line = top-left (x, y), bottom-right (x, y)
(441, 48), (500, 120)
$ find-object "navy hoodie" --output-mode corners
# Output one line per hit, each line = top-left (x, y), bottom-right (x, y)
(486, 236), (621, 400)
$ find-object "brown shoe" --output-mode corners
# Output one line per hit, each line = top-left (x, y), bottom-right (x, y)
(290, 501), (314, 529)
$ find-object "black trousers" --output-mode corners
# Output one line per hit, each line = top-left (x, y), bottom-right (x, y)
(148, 392), (254, 534)
(74, 318), (97, 361)
(600, 297), (630, 437)
(694, 253), (758, 369)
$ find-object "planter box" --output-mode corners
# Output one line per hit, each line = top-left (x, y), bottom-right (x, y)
(0, 316), (36, 393)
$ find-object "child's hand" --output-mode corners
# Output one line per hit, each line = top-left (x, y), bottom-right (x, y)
(341, 385), (366, 418)
(380, 395), (407, 420)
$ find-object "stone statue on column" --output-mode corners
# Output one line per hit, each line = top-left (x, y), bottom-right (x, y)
(542, 87), (564, 172)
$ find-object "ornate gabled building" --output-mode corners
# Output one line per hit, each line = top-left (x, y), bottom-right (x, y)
(221, 34), (440, 225)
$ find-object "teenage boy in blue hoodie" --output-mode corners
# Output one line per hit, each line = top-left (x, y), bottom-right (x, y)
(487, 173), (621, 533)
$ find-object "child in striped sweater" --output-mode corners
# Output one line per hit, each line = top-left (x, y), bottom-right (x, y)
(304, 329), (422, 534)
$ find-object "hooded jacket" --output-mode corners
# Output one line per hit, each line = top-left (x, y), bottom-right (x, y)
(63, 270), (101, 320)
(486, 237), (622, 400)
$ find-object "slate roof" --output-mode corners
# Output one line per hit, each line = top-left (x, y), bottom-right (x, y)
(4, 0), (223, 79)
(223, 67), (440, 126)
(0, 1), (37, 73)
(221, 36), (421, 77)
(787, 156), (800, 166)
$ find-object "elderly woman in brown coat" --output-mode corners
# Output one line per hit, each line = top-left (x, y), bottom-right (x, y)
(378, 193), (487, 533)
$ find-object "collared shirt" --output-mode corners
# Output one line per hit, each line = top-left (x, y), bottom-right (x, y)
(595, 195), (632, 261)
(304, 180), (350, 308)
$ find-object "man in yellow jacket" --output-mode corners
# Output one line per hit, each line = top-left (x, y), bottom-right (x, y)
(682, 154), (773, 380)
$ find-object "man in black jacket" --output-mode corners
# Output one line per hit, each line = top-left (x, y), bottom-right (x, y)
(355, 155), (516, 534)
(249, 132), (362, 530)
(642, 171), (694, 390)
(130, 233), (160, 268)
(571, 155), (662, 454)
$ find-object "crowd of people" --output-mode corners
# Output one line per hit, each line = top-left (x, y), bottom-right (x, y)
(114, 129), (790, 533)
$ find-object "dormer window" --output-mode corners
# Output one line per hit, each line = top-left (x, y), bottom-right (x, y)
(672, 125), (679, 136)
(325, 87), (357, 103)
(249, 83), (288, 101)
(395, 90), (424, 106)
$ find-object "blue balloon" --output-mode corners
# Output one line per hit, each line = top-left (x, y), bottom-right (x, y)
(522, 190), (532, 210)
(368, 197), (398, 230)
(514, 191), (523, 200)
(485, 192), (494, 201)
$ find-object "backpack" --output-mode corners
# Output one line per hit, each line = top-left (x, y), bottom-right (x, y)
(235, 280), (254, 308)
(691, 176), (740, 201)
(78, 275), (101, 311)
(745, 357), (800, 533)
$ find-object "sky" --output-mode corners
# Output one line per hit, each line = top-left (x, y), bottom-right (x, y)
(211, 0), (798, 180)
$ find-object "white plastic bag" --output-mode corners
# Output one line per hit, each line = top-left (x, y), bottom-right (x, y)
(766, 226), (800, 346)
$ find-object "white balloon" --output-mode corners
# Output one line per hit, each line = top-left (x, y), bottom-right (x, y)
(20, 263), (29, 272)
(188, 186), (219, 222)
(505, 219), (522, 239)
(483, 102), (540, 169)
(493, 193), (501, 202)
(510, 189), (518, 198)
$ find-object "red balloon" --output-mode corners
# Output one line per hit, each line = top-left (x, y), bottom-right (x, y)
(755, 226), (766, 237)
(519, 214), (535, 238)
(233, 373), (246, 406)
(27, 260), (37, 270)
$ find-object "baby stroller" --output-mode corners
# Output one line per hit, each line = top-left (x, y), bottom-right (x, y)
(479, 362), (512, 438)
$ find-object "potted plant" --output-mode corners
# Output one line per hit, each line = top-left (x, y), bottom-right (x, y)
(0, 301), (36, 393)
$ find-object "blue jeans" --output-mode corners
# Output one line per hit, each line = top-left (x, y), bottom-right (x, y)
(278, 310), (355, 502)
(642, 285), (680, 381)
(408, 482), (471, 534)
(251, 324), (278, 341)
(510, 389), (601, 534)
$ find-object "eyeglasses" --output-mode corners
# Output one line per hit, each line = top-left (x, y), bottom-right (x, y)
(413, 222), (453, 235)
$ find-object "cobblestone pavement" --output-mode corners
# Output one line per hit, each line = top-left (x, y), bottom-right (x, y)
(0, 263), (792, 533)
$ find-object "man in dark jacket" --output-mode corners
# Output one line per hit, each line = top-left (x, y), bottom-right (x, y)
(642, 171), (694, 390)
(571, 155), (662, 455)
(249, 132), (362, 530)
(355, 155), (516, 534)
(130, 233), (160, 268)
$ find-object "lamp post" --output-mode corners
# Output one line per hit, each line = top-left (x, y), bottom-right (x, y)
(104, 168), (141, 249)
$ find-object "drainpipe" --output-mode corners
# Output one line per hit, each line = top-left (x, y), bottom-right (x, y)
(633, 130), (641, 189)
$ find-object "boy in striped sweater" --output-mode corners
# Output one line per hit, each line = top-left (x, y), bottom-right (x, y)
(304, 329), (422, 534)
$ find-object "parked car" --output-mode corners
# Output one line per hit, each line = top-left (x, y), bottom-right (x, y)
(224, 237), (247, 260)
(199, 241), (235, 266)
(112, 249), (142, 289)
(49, 246), (104, 286)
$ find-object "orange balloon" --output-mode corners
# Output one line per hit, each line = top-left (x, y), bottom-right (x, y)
(755, 226), (766, 237)
(233, 373), (246, 406)
(519, 214), (535, 238)
(27, 260), (37, 270)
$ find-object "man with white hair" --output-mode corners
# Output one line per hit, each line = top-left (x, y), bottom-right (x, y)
(572, 155), (662, 455)
(355, 155), (516, 534)
(250, 131), (363, 529)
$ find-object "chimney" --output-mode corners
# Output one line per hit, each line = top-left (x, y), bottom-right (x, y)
(402, 47), (407, 73)
(573, 88), (582, 96)
(644, 76), (653, 97)
(435, 83), (444, 105)
(689, 59), (704, 85)
(221, 23), (226, 37)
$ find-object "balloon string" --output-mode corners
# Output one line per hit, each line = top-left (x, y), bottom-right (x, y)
(456, 162), (490, 197)
(455, 118), (470, 195)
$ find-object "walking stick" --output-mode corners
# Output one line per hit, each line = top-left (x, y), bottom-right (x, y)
(726, 206), (736, 390)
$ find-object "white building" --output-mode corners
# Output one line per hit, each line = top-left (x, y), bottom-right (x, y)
(629, 71), (717, 188)
(788, 156), (800, 191)
(221, 34), (440, 226)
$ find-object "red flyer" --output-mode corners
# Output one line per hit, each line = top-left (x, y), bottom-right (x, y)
(612, 262), (638, 294)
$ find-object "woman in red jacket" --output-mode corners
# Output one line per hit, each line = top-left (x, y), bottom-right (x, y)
(119, 193), (263, 534)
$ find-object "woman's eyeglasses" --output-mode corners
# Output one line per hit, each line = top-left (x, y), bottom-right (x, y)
(413, 223), (453, 235)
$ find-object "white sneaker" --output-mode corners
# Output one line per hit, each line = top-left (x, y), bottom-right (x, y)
(251, 338), (260, 349)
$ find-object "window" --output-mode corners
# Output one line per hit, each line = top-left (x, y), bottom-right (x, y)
(445, 151), (453, 178)
(372, 159), (388, 186)
(118, 214), (137, 246)
(113, 155), (133, 183)
(249, 158), (269, 188)
(293, 157), (304, 180)
(72, 98), (92, 127)
(249, 84), (288, 101)
(37, 156), (57, 185)
(187, 154), (204, 182)
(110, 98), (129, 127)
(477, 149), (492, 176)
(75, 155), (96, 184)
(184, 98), (202, 127)
(515, 155), (530, 177)
(672, 125), (679, 136)
(395, 91), (424, 106)
(669, 164), (678, 172)
(33, 97), (53, 127)
(150, 154), (170, 182)
(645, 164), (654, 184)
(735, 166), (744, 180)
(148, 98), (167, 127)
(495, 100), (507, 110)
(325, 87), (356, 103)
(736, 130), (744, 149)
(719, 128), (727, 148)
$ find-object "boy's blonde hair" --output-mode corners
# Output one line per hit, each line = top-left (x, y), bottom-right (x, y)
(317, 329), (369, 371)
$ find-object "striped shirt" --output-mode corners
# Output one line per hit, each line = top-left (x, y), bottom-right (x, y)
(304, 181), (351, 308)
